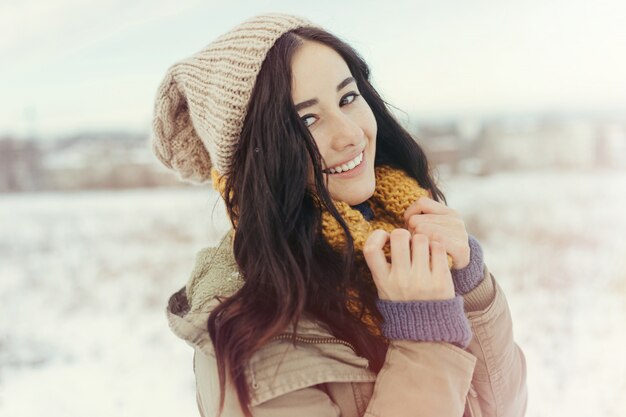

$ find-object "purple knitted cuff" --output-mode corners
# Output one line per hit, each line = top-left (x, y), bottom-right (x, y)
(376, 296), (472, 349)
(451, 235), (485, 295)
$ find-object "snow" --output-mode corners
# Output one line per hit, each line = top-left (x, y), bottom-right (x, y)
(442, 169), (626, 416)
(1, 170), (625, 416)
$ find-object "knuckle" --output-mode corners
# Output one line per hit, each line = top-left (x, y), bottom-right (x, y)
(366, 229), (386, 242)
(362, 243), (377, 256)
(403, 209), (413, 223)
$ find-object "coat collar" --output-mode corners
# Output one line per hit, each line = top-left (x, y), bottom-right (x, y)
(165, 229), (339, 356)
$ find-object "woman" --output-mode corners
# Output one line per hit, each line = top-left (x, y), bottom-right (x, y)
(153, 13), (527, 417)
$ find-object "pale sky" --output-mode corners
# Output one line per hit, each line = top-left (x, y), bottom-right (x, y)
(1, 0), (625, 138)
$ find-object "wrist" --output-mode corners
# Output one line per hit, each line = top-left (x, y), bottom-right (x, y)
(376, 296), (472, 349)
(451, 235), (485, 295)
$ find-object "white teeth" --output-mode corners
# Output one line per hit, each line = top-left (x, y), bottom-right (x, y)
(325, 152), (364, 174)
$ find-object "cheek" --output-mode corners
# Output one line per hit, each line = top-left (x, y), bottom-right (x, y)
(355, 103), (377, 140)
(310, 134), (332, 169)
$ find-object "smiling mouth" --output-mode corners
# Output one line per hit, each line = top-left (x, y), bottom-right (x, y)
(323, 151), (364, 174)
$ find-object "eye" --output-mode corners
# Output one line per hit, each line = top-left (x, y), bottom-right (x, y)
(301, 114), (317, 127)
(340, 92), (360, 106)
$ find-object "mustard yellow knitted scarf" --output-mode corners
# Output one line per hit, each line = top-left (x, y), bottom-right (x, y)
(320, 165), (428, 257)
(211, 164), (446, 336)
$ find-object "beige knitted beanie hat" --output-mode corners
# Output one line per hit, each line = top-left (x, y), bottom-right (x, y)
(151, 13), (317, 183)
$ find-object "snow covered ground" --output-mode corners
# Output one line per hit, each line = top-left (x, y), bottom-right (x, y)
(1, 169), (625, 417)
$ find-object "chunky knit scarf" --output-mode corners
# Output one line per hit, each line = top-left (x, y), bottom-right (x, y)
(320, 164), (429, 259)
(210, 164), (451, 336)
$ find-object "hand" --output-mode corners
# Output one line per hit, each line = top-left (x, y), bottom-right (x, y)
(403, 197), (470, 270)
(363, 228), (455, 301)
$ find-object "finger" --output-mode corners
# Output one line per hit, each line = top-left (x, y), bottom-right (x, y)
(389, 228), (411, 272)
(403, 196), (456, 223)
(406, 221), (448, 243)
(430, 240), (450, 275)
(410, 233), (430, 278)
(363, 230), (391, 279)
(406, 214), (461, 233)
(414, 225), (459, 269)
(430, 241), (454, 296)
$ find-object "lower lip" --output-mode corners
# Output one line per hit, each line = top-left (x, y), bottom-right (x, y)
(326, 151), (366, 179)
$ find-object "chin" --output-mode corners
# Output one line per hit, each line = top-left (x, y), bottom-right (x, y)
(335, 183), (376, 206)
(327, 167), (377, 205)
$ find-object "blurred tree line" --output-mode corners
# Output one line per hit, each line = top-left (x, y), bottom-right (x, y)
(0, 132), (183, 192)
(1, 115), (622, 192)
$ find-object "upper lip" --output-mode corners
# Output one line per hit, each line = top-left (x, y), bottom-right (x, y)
(325, 148), (365, 171)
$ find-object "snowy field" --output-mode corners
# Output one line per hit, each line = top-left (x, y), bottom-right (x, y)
(1, 169), (625, 417)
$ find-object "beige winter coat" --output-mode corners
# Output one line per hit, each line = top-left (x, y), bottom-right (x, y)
(166, 231), (527, 417)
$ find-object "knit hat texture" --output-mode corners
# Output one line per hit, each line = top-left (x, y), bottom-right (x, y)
(151, 13), (317, 182)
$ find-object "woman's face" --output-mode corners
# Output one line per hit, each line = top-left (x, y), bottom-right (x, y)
(291, 40), (378, 206)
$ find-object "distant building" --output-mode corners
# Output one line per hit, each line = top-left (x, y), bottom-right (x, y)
(408, 114), (625, 175)
(0, 137), (44, 192)
(476, 117), (605, 171)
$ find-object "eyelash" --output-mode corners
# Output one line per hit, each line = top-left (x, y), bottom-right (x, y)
(301, 92), (361, 128)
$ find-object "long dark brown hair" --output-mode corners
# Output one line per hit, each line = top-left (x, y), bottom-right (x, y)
(206, 26), (446, 417)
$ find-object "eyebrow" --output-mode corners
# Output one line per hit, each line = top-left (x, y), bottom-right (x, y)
(294, 77), (356, 112)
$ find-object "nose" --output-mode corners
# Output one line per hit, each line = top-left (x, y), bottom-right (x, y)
(328, 111), (363, 151)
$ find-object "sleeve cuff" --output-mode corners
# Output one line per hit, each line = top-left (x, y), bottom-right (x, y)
(376, 296), (473, 349)
(451, 234), (485, 295)
(462, 266), (496, 312)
